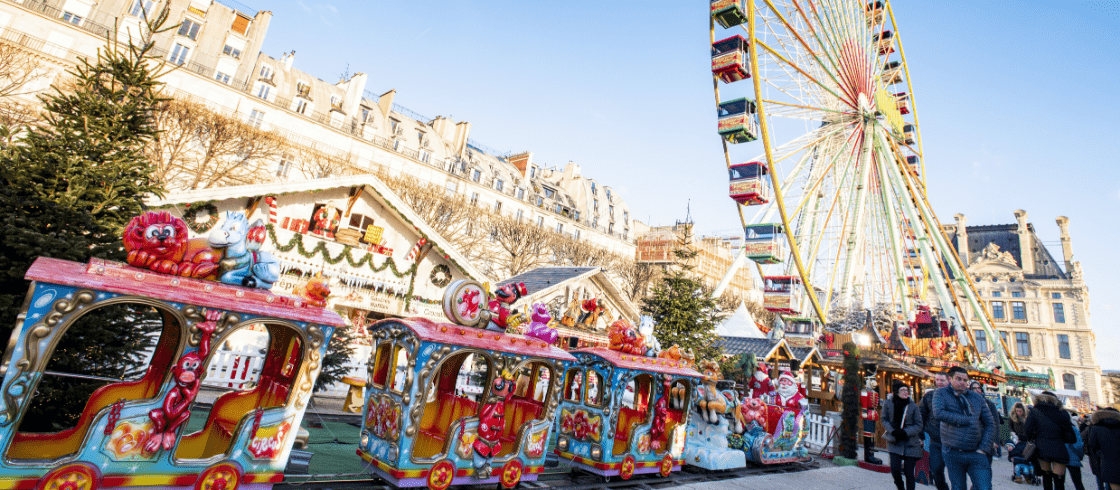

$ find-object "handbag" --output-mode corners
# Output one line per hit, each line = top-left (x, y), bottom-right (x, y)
(1022, 441), (1037, 461)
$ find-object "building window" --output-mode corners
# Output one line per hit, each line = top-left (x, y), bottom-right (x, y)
(1012, 301), (1026, 322)
(623, 211), (629, 223)
(471, 170), (481, 182)
(530, 166), (536, 178)
(215, 72), (231, 84)
(177, 19), (201, 40)
(169, 43), (190, 65)
(536, 196), (543, 207)
(608, 223), (614, 234)
(1058, 334), (1071, 359)
(61, 11), (83, 25)
(1053, 303), (1066, 324)
(231, 13), (251, 35)
(1011, 291), (1023, 298)
(494, 201), (502, 213)
(130, 0), (154, 18)
(574, 230), (580, 240)
(623, 228), (629, 239)
(420, 150), (431, 163)
(609, 205), (615, 216)
(515, 209), (523, 221)
(259, 65), (273, 79)
(494, 179), (504, 192)
(256, 84), (270, 100)
(556, 223), (563, 234)
(330, 95), (342, 110)
(294, 99), (309, 114)
(592, 217), (598, 228)
(247, 109), (265, 129)
(1015, 332), (1031, 357)
(470, 192), (479, 206)
(276, 153), (293, 178)
(591, 182), (597, 194)
(1062, 374), (1076, 391)
(992, 291), (1002, 297)
(390, 118), (399, 134)
(544, 187), (556, 199)
(606, 189), (612, 201)
(1000, 331), (1010, 350)
(222, 44), (242, 58)
(536, 216), (544, 227)
(975, 330), (988, 354)
(593, 199), (599, 209)
(554, 203), (563, 214)
(444, 180), (457, 194)
(516, 188), (524, 200)
(574, 211), (580, 221)
(991, 302), (1005, 320)
(1051, 292), (1062, 299)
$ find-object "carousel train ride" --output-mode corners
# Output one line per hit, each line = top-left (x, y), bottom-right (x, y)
(0, 210), (815, 490)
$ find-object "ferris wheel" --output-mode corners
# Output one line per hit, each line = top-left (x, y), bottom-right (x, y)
(708, 0), (1016, 371)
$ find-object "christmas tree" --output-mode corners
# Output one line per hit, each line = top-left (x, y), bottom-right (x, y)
(0, 10), (173, 431)
(640, 220), (722, 361)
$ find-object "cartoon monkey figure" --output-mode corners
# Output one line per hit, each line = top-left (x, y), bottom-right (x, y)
(144, 309), (220, 453)
(472, 369), (518, 478)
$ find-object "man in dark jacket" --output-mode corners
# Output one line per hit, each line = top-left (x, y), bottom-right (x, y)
(921, 372), (951, 490)
(1086, 407), (1120, 490)
(933, 366), (996, 490)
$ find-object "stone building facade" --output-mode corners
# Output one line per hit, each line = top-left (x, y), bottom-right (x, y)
(0, 0), (636, 261)
(634, 223), (758, 303)
(944, 210), (1103, 404)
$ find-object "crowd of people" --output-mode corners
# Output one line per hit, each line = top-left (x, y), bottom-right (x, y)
(877, 366), (1120, 490)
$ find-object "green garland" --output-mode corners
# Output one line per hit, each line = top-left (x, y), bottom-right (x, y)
(430, 264), (452, 287)
(267, 224), (417, 278)
(183, 201), (219, 234)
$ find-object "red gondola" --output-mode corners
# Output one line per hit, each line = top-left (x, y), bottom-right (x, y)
(728, 162), (770, 205)
(712, 35), (749, 84)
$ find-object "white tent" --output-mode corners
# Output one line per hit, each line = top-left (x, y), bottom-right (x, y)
(716, 302), (766, 338)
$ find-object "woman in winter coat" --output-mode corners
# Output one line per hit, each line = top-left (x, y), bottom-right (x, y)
(1086, 407), (1120, 490)
(881, 380), (924, 490)
(1010, 402), (1030, 443)
(1065, 410), (1086, 490)
(1025, 391), (1078, 490)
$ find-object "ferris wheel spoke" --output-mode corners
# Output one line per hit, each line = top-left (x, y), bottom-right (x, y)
(754, 0), (857, 109)
(755, 40), (855, 110)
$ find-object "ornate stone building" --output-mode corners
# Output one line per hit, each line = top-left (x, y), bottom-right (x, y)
(944, 210), (1103, 404)
(1103, 371), (1120, 409)
(634, 223), (758, 303)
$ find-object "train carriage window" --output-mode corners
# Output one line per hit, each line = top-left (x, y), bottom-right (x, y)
(532, 365), (552, 401)
(564, 368), (583, 403)
(175, 323), (305, 461)
(496, 361), (553, 458)
(390, 345), (409, 393)
(8, 301), (177, 461)
(370, 341), (391, 388)
(585, 370), (603, 407)
(414, 352), (490, 460)
(614, 374), (653, 456)
(654, 379), (690, 454)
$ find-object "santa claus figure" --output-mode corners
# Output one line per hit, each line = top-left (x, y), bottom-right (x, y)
(775, 372), (807, 415)
(747, 362), (774, 400)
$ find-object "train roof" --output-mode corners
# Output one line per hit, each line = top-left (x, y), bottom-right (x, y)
(25, 258), (346, 327)
(370, 317), (578, 362)
(572, 347), (703, 378)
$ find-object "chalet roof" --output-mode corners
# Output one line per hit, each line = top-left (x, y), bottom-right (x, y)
(944, 223), (1067, 280)
(498, 267), (599, 296)
(717, 337), (802, 361)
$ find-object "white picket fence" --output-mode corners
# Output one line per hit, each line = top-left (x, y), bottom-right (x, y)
(802, 412), (838, 454)
(200, 333), (369, 399)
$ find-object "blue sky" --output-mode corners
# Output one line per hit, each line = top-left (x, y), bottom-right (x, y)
(259, 1), (1120, 370)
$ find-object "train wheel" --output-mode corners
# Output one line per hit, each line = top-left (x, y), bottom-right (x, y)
(499, 459), (523, 489)
(195, 462), (240, 490)
(619, 455), (635, 480)
(427, 459), (455, 490)
(659, 455), (674, 478)
(37, 463), (99, 490)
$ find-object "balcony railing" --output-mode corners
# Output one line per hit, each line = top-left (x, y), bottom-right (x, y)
(21, 0), (112, 39)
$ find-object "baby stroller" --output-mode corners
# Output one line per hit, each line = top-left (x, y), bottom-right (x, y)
(1006, 441), (1039, 485)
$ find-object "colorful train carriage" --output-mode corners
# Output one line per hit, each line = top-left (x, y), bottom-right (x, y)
(0, 257), (342, 490)
(553, 348), (701, 481)
(355, 317), (575, 489)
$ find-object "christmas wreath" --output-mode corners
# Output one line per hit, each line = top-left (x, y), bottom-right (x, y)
(183, 202), (219, 234)
(430, 264), (452, 288)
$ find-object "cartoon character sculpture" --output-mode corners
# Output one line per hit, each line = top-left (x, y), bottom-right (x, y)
(124, 211), (220, 279)
(737, 397), (768, 431)
(486, 282), (527, 332)
(209, 212), (280, 289)
(607, 319), (646, 355)
(860, 372), (883, 464)
(471, 368), (517, 478)
(649, 377), (671, 451)
(294, 275), (331, 307)
(695, 360), (728, 424)
(747, 360), (774, 400)
(637, 315), (663, 357)
(145, 309), (220, 452)
(524, 302), (558, 344)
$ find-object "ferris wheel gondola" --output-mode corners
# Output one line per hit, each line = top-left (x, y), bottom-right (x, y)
(708, 0), (1017, 371)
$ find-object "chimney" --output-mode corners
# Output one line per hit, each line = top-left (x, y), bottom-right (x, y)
(954, 213), (969, 268)
(1014, 209), (1034, 275)
(1056, 216), (1074, 274)
(283, 50), (295, 71)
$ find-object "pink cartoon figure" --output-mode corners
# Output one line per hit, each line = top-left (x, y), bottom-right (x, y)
(144, 309), (220, 453)
(524, 302), (557, 344)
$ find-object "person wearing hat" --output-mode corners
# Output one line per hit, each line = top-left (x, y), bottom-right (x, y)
(882, 379), (924, 490)
(1025, 390), (1078, 490)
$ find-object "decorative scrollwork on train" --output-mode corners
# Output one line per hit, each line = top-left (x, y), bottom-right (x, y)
(183, 306), (239, 347)
(407, 345), (451, 438)
(0, 290), (96, 426)
(294, 323), (327, 409)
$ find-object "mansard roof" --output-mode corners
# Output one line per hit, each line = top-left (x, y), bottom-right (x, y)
(944, 223), (1067, 280)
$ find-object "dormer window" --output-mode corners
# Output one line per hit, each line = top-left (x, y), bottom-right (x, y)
(130, 0), (154, 18)
(330, 95), (342, 110)
(259, 65), (273, 79)
(221, 45), (241, 58)
(296, 81), (311, 97)
(591, 182), (597, 195)
(606, 189), (612, 201)
(544, 187), (556, 199)
(178, 19), (202, 40)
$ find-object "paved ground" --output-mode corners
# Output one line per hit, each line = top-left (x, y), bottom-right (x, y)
(682, 455), (1055, 490)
